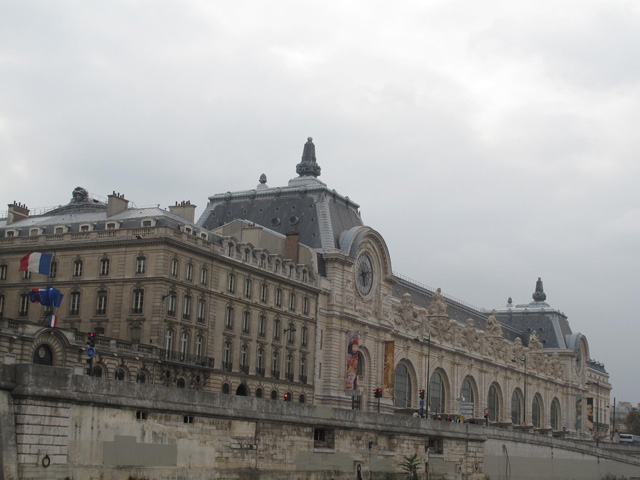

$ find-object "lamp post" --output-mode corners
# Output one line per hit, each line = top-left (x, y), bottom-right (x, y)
(512, 355), (527, 425)
(425, 334), (432, 417)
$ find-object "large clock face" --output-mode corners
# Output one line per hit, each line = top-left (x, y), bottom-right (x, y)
(356, 253), (374, 296)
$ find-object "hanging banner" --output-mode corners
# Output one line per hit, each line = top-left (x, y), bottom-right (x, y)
(575, 394), (583, 431)
(383, 341), (394, 398)
(345, 330), (360, 391)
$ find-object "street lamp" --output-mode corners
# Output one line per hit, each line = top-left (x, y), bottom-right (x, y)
(512, 356), (527, 426)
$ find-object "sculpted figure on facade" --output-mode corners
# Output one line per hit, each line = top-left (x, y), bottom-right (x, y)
(428, 288), (448, 317)
(460, 318), (481, 352)
(512, 337), (525, 360)
(528, 329), (542, 351)
(485, 311), (503, 337)
(395, 293), (417, 332)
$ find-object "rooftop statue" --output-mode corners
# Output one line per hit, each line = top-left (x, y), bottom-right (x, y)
(71, 186), (90, 203)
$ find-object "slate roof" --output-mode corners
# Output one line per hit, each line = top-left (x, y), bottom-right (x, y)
(197, 138), (363, 249)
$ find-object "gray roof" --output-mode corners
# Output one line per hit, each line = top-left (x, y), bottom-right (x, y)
(197, 138), (364, 249)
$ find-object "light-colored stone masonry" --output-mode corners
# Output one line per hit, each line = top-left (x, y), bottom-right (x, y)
(1, 364), (639, 480)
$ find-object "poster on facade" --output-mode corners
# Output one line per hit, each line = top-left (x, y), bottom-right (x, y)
(345, 330), (359, 391)
(383, 341), (394, 398)
(575, 394), (583, 431)
(586, 397), (594, 431)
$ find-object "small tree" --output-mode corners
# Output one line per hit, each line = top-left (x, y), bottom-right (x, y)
(624, 410), (640, 435)
(400, 454), (419, 480)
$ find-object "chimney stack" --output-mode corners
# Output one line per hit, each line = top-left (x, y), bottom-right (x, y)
(7, 202), (29, 225)
(107, 191), (129, 217)
(169, 200), (197, 223)
(284, 230), (300, 263)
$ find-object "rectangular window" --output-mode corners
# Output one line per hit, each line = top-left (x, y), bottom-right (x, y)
(73, 260), (83, 277)
(195, 336), (203, 358)
(200, 268), (207, 285)
(132, 290), (144, 314)
(0, 265), (6, 280)
(314, 428), (335, 449)
(96, 292), (107, 315)
(197, 299), (205, 323)
(273, 319), (281, 341)
(275, 289), (281, 307)
(19, 294), (29, 316)
(260, 284), (267, 303)
(289, 293), (295, 311)
(182, 296), (191, 320)
(23, 270), (31, 280)
(303, 297), (309, 315)
(49, 262), (57, 279)
(257, 348), (264, 372)
(168, 295), (176, 316)
(245, 279), (252, 299)
(70, 292), (80, 315)
(225, 307), (233, 329)
(242, 311), (250, 334)
(0, 295), (5, 316)
(100, 258), (109, 276)
(171, 259), (178, 277)
(186, 264), (193, 281)
(227, 273), (235, 293)
(258, 315), (266, 337)
(301, 326), (308, 347)
(136, 257), (146, 274)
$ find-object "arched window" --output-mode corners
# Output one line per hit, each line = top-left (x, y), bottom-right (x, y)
(394, 364), (412, 408)
(256, 388), (263, 399)
(532, 394), (543, 428)
(488, 384), (500, 422)
(356, 351), (364, 377)
(93, 365), (103, 377)
(461, 378), (474, 403)
(429, 371), (445, 413)
(270, 390), (278, 400)
(511, 390), (523, 425)
(551, 398), (561, 430)
(222, 383), (230, 394)
(299, 394), (306, 404)
(115, 368), (126, 381)
(136, 371), (147, 384)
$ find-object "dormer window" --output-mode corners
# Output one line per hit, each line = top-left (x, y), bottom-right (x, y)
(55, 226), (65, 234)
(227, 243), (234, 257)
(140, 218), (156, 228)
(6, 230), (16, 237)
(29, 228), (40, 236)
(142, 220), (152, 227)
(200, 232), (207, 240)
(302, 270), (308, 283)
(80, 225), (90, 232)
(106, 222), (117, 230)
(244, 249), (250, 262)
(259, 255), (266, 268)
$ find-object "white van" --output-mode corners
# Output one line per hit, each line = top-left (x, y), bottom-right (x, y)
(619, 434), (640, 444)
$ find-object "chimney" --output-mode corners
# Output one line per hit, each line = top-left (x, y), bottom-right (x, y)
(168, 200), (197, 223)
(284, 230), (299, 262)
(107, 191), (129, 217)
(7, 202), (29, 225)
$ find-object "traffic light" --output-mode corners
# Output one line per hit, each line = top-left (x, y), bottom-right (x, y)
(374, 388), (382, 398)
(87, 332), (95, 348)
(284, 392), (291, 402)
(419, 389), (425, 400)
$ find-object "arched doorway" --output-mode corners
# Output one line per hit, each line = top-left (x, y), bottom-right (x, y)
(32, 344), (54, 366)
(236, 384), (248, 396)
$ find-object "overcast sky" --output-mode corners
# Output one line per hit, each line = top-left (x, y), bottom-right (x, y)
(1, 1), (638, 404)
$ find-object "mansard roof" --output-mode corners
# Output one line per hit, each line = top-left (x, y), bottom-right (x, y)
(197, 137), (363, 250)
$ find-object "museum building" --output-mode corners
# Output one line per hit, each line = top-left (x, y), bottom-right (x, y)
(0, 137), (610, 438)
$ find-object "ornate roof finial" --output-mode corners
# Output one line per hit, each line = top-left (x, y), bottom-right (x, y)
(532, 277), (547, 302)
(296, 137), (321, 178)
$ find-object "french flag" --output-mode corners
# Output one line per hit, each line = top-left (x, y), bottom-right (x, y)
(48, 314), (58, 328)
(19, 252), (53, 276)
